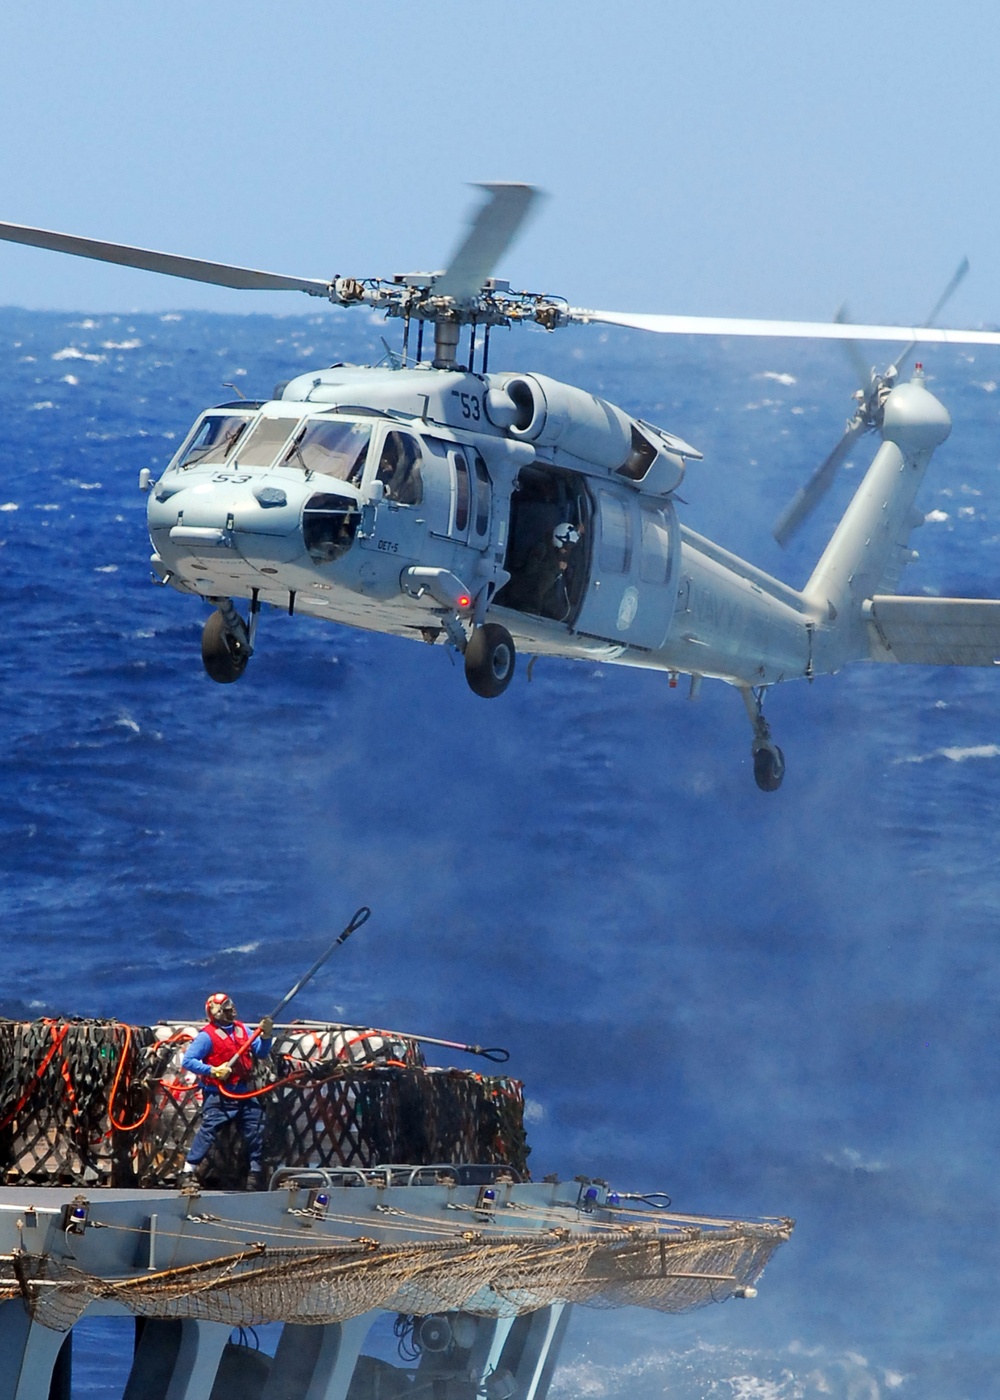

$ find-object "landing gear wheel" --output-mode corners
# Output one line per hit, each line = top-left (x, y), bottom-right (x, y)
(753, 745), (785, 792)
(201, 610), (250, 684)
(464, 623), (516, 698)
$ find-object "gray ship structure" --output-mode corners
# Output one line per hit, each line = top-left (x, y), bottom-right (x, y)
(0, 1017), (792, 1398)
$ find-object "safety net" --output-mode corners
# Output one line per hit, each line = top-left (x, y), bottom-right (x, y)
(0, 1217), (793, 1333)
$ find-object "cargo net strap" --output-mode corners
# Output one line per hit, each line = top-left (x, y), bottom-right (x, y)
(2, 1220), (793, 1333)
(0, 1021), (528, 1188)
(0, 1020), (153, 1187)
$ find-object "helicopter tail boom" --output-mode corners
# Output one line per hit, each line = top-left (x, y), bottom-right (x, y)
(803, 371), (951, 665)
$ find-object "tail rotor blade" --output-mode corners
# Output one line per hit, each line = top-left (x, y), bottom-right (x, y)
(773, 418), (867, 547)
(834, 303), (875, 390)
(895, 255), (971, 372)
(921, 255), (970, 331)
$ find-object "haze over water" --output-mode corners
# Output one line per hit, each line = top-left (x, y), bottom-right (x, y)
(2, 306), (999, 1398)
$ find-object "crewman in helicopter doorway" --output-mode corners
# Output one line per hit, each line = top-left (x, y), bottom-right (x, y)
(180, 992), (274, 1191)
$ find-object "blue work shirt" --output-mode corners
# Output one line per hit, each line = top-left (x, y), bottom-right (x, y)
(182, 1023), (274, 1088)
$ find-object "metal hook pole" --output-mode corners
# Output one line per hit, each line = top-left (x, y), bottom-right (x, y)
(267, 907), (371, 1023)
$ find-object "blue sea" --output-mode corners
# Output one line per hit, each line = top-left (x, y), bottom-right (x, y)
(2, 305), (999, 1398)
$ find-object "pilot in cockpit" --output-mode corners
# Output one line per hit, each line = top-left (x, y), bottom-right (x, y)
(377, 432), (423, 505)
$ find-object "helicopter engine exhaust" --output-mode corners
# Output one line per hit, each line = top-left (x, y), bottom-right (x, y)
(486, 372), (686, 494)
(489, 372), (634, 463)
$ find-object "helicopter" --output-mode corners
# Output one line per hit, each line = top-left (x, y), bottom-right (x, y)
(4, 184), (1000, 791)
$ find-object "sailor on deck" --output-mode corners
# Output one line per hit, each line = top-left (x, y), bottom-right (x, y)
(181, 992), (274, 1191)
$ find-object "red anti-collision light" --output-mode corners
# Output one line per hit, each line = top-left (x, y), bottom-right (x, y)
(457, 594), (471, 609)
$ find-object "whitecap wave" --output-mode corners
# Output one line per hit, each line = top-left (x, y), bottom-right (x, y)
(550, 1342), (900, 1399)
(51, 346), (106, 363)
(896, 743), (1000, 765)
(742, 398), (783, 411)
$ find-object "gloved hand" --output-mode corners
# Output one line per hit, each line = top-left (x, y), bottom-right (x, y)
(210, 1064), (232, 1081)
(259, 1017), (274, 1038)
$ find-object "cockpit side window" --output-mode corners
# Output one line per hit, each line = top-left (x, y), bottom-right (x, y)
(283, 419), (370, 483)
(377, 431), (423, 505)
(234, 416), (302, 468)
(177, 413), (251, 469)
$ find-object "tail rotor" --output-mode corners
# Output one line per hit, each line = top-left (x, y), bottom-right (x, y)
(773, 259), (969, 547)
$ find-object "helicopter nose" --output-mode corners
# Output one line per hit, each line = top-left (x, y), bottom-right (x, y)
(149, 476), (307, 561)
(150, 479), (303, 534)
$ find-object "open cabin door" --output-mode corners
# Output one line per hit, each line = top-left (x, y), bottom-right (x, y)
(496, 466), (591, 624)
(573, 488), (679, 651)
(497, 466), (679, 653)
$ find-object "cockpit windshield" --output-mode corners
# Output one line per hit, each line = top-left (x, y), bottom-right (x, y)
(282, 419), (371, 483)
(234, 416), (303, 468)
(177, 413), (251, 468)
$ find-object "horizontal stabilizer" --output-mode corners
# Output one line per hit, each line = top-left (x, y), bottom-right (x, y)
(866, 595), (1000, 666)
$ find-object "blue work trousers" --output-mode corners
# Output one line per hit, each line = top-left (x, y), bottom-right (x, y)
(187, 1090), (265, 1171)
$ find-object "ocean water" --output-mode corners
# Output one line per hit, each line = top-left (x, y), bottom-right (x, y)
(2, 306), (999, 1398)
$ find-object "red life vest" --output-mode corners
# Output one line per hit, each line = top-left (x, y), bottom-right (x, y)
(201, 1021), (254, 1082)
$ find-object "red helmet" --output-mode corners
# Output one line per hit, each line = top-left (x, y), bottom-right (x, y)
(205, 992), (236, 1022)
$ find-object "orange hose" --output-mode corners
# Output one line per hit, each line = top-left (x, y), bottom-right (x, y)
(217, 1068), (312, 1100)
(108, 1023), (151, 1133)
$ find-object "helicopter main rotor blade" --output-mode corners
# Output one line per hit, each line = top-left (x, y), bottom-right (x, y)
(0, 220), (332, 296)
(773, 418), (868, 547)
(433, 183), (539, 303)
(567, 307), (1000, 347)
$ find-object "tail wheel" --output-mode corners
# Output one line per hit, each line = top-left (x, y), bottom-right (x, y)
(464, 623), (516, 698)
(753, 745), (785, 792)
(201, 610), (250, 684)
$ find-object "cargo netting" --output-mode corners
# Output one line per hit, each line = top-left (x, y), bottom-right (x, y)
(0, 1217), (794, 1333)
(0, 1020), (529, 1187)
